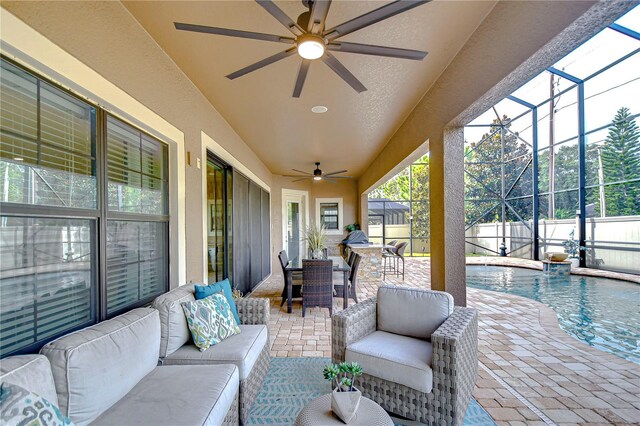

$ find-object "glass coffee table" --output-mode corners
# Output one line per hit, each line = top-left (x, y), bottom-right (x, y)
(295, 394), (393, 426)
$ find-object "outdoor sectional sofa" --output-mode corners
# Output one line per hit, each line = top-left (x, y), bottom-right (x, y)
(0, 286), (271, 426)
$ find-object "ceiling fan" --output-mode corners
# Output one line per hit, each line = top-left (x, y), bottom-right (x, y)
(284, 162), (351, 182)
(174, 0), (431, 98)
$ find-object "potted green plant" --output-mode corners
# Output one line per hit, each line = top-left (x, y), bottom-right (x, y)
(562, 229), (581, 268)
(323, 362), (363, 423)
(303, 223), (327, 259)
(344, 223), (360, 232)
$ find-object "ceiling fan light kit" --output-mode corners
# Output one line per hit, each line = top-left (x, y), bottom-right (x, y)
(175, 0), (431, 98)
(284, 162), (352, 183)
(297, 34), (326, 59)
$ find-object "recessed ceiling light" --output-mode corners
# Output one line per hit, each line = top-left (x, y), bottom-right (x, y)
(13, 157), (24, 161)
(311, 106), (328, 114)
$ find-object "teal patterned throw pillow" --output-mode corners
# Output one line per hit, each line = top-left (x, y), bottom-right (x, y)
(0, 382), (75, 426)
(182, 292), (241, 351)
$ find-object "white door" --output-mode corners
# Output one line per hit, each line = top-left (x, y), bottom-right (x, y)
(282, 190), (308, 262)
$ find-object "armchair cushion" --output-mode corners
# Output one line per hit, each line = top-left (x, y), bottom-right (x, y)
(345, 330), (433, 393)
(91, 365), (238, 426)
(377, 286), (454, 339)
(164, 324), (268, 380)
(152, 284), (196, 358)
(0, 355), (58, 408)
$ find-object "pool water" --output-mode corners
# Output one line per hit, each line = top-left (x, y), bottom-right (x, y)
(466, 265), (640, 364)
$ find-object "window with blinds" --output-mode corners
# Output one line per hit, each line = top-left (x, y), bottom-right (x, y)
(0, 58), (170, 357)
(320, 203), (339, 230)
(0, 60), (97, 357)
(106, 117), (169, 315)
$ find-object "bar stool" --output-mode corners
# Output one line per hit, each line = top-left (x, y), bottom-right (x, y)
(383, 242), (407, 280)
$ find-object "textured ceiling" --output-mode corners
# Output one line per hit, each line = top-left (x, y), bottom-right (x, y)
(123, 0), (496, 177)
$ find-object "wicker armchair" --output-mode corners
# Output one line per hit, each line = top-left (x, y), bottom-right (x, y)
(332, 286), (478, 426)
(302, 259), (334, 317)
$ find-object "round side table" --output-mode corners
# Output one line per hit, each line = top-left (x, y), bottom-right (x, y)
(295, 394), (393, 426)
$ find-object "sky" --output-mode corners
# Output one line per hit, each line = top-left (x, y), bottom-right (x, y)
(464, 5), (640, 152)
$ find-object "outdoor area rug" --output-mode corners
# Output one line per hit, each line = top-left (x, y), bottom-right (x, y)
(245, 357), (496, 425)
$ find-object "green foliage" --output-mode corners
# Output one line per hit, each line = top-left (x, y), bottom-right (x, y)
(367, 157), (430, 242)
(303, 223), (326, 253)
(464, 116), (532, 225)
(344, 223), (360, 232)
(562, 229), (580, 258)
(323, 362), (363, 392)
(601, 107), (640, 216)
(369, 168), (410, 200)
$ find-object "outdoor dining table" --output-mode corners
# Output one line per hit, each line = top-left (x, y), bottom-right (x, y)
(284, 255), (351, 314)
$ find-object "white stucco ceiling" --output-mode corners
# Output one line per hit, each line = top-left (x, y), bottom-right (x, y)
(124, 0), (497, 177)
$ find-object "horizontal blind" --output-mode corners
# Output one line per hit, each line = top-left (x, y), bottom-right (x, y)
(106, 116), (169, 315)
(0, 217), (94, 357)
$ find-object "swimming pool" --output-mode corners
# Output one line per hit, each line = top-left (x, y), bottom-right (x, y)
(466, 265), (640, 364)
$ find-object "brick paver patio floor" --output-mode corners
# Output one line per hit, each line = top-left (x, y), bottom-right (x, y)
(250, 257), (640, 425)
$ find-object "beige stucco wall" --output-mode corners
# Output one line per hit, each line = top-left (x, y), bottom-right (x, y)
(1, 1), (273, 285)
(270, 176), (359, 272)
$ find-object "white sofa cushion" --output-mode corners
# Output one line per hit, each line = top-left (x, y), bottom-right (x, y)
(345, 330), (433, 393)
(152, 284), (196, 358)
(40, 308), (160, 425)
(0, 355), (58, 407)
(91, 364), (239, 426)
(164, 324), (267, 380)
(377, 286), (453, 339)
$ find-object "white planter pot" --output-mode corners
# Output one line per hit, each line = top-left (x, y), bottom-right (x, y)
(570, 258), (580, 268)
(331, 388), (361, 424)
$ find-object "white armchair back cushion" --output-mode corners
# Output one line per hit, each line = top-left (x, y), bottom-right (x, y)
(377, 286), (454, 339)
(0, 355), (58, 407)
(40, 308), (160, 425)
(151, 284), (196, 358)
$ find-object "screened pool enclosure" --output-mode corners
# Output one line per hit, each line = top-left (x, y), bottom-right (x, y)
(369, 7), (640, 274)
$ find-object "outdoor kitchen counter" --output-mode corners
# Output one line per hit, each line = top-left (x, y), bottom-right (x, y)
(347, 243), (383, 283)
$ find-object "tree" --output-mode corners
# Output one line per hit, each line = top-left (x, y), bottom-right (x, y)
(464, 115), (533, 226)
(368, 168), (409, 200)
(601, 107), (640, 216)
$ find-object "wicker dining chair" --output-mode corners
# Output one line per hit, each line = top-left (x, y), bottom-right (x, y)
(278, 250), (302, 307)
(334, 252), (361, 304)
(302, 259), (334, 317)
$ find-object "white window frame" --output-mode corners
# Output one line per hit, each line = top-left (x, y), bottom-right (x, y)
(316, 198), (343, 235)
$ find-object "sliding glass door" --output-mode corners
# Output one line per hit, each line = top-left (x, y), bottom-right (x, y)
(206, 155), (232, 283)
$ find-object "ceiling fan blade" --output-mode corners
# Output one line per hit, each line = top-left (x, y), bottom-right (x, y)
(327, 176), (352, 179)
(322, 178), (338, 183)
(321, 52), (367, 93)
(308, 0), (332, 33)
(174, 22), (294, 44)
(283, 174), (309, 178)
(324, 169), (348, 176)
(292, 60), (311, 98)
(328, 42), (427, 61)
(291, 169), (313, 175)
(324, 0), (431, 40)
(293, 178), (311, 182)
(226, 47), (297, 80)
(256, 0), (304, 36)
